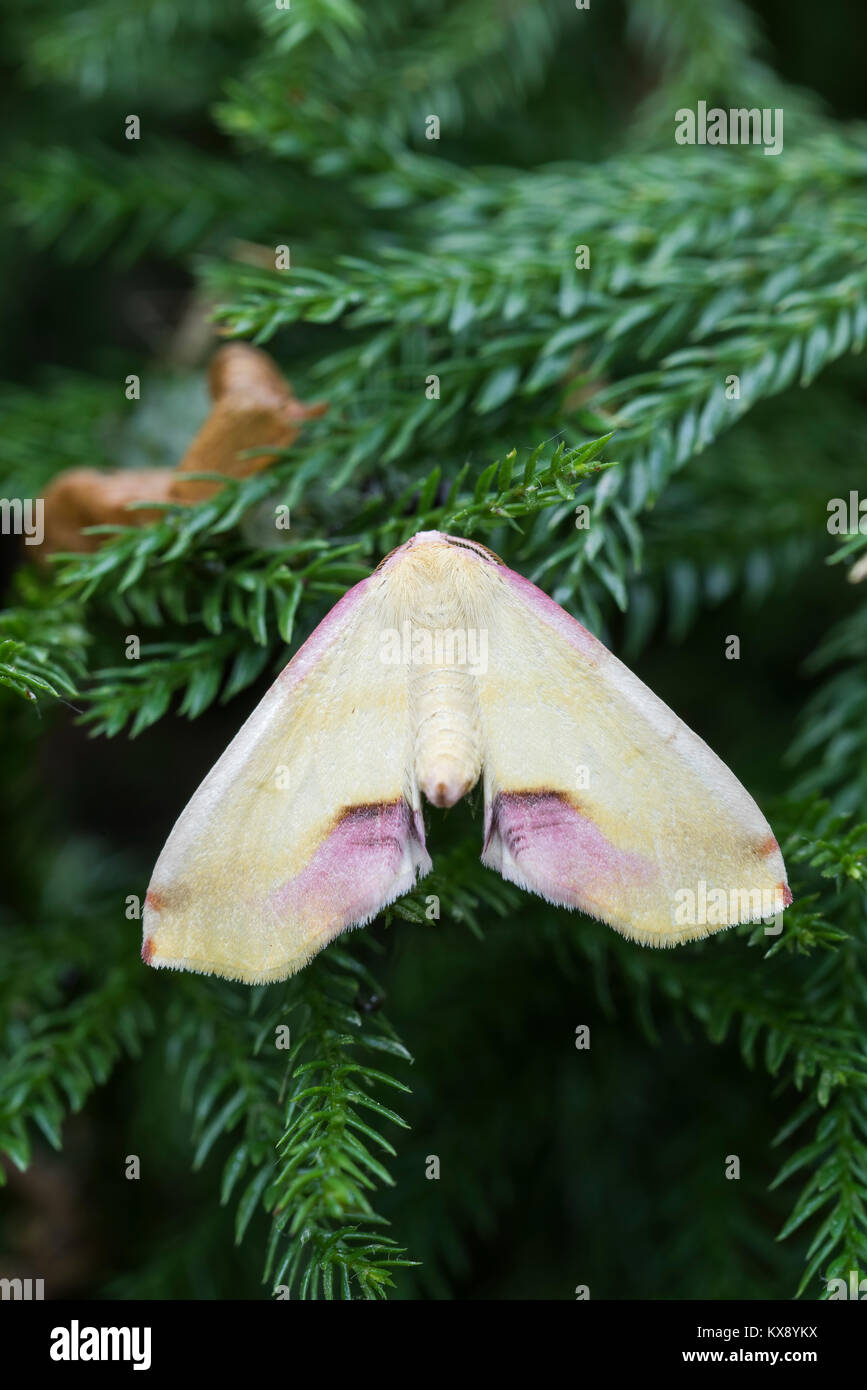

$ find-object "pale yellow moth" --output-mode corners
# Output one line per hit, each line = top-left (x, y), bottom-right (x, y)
(142, 530), (791, 983)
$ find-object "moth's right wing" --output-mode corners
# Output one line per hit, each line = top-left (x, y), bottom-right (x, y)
(475, 562), (790, 945)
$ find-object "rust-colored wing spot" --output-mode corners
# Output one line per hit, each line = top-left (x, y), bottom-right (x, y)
(757, 835), (780, 857)
(141, 936), (156, 964)
(779, 882), (793, 908)
(145, 884), (191, 913)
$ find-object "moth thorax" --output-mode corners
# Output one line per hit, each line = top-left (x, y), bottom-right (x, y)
(411, 665), (482, 809)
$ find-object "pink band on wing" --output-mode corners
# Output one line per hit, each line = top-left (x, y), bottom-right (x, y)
(484, 790), (656, 903)
(267, 800), (430, 930)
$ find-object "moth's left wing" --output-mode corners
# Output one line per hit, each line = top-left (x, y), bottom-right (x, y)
(475, 563), (790, 945)
(142, 575), (430, 983)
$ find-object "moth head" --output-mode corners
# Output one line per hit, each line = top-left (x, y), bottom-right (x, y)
(375, 530), (503, 574)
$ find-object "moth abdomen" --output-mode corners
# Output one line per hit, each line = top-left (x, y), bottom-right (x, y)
(411, 664), (482, 808)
